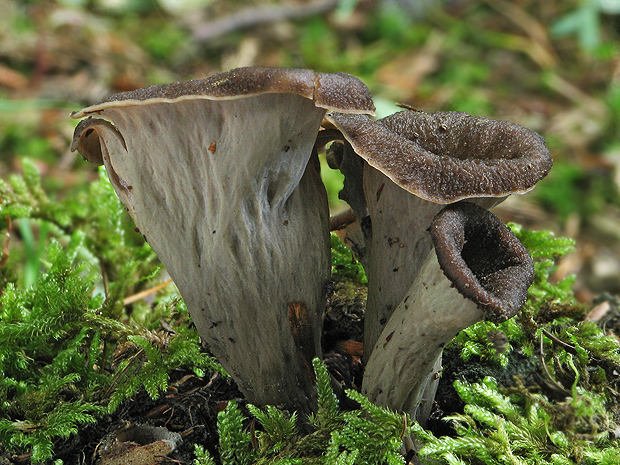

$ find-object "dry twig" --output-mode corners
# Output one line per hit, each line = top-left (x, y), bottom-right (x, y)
(123, 279), (174, 306)
(192, 0), (340, 43)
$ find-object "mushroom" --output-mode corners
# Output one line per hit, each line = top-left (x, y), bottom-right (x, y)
(324, 109), (552, 355)
(71, 67), (375, 414)
(361, 201), (535, 425)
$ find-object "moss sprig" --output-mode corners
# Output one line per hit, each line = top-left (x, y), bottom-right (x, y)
(195, 358), (409, 465)
(413, 376), (620, 465)
(330, 234), (367, 284)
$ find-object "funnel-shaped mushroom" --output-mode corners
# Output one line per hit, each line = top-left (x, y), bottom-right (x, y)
(71, 67), (375, 414)
(325, 110), (551, 355)
(362, 202), (534, 424)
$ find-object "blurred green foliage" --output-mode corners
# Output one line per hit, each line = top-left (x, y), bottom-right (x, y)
(551, 0), (620, 54)
(2, 0), (619, 227)
(534, 161), (620, 222)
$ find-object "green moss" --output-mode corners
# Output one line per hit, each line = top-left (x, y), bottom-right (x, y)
(2, 164), (619, 464)
(414, 375), (620, 465)
(195, 358), (409, 465)
(330, 233), (366, 285)
(0, 162), (224, 462)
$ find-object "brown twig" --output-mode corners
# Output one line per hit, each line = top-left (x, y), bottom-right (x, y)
(0, 217), (11, 268)
(329, 208), (357, 231)
(539, 332), (571, 395)
(123, 279), (174, 306)
(192, 0), (340, 43)
(542, 328), (577, 355)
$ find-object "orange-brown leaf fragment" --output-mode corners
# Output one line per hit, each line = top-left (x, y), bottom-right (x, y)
(288, 301), (316, 381)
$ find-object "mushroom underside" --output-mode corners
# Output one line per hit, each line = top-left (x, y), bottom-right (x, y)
(73, 93), (332, 412)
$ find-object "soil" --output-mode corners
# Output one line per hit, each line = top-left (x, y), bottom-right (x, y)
(10, 371), (243, 465)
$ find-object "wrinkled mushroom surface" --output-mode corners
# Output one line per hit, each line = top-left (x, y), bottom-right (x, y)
(362, 202), (534, 424)
(325, 109), (551, 354)
(326, 110), (552, 204)
(71, 67), (375, 414)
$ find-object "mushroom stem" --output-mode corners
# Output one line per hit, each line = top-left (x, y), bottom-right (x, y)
(362, 249), (481, 423)
(362, 167), (442, 355)
(362, 202), (534, 425)
(74, 93), (331, 414)
(362, 166), (502, 356)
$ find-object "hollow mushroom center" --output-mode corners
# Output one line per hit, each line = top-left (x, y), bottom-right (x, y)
(462, 218), (519, 280)
(432, 202), (534, 323)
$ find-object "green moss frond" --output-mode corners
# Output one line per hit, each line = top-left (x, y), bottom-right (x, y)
(309, 357), (343, 431)
(509, 225), (582, 323)
(205, 359), (411, 464)
(414, 376), (620, 464)
(107, 319), (226, 413)
(330, 233), (367, 284)
(193, 444), (218, 465)
(0, 158), (69, 230)
(247, 404), (299, 455)
(218, 400), (257, 465)
(323, 440), (359, 465)
(0, 391), (101, 464)
(339, 390), (408, 465)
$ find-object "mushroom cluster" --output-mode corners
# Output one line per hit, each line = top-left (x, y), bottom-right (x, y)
(71, 67), (552, 423)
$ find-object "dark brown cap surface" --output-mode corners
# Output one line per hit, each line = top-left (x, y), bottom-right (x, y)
(71, 67), (375, 118)
(326, 110), (552, 203)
